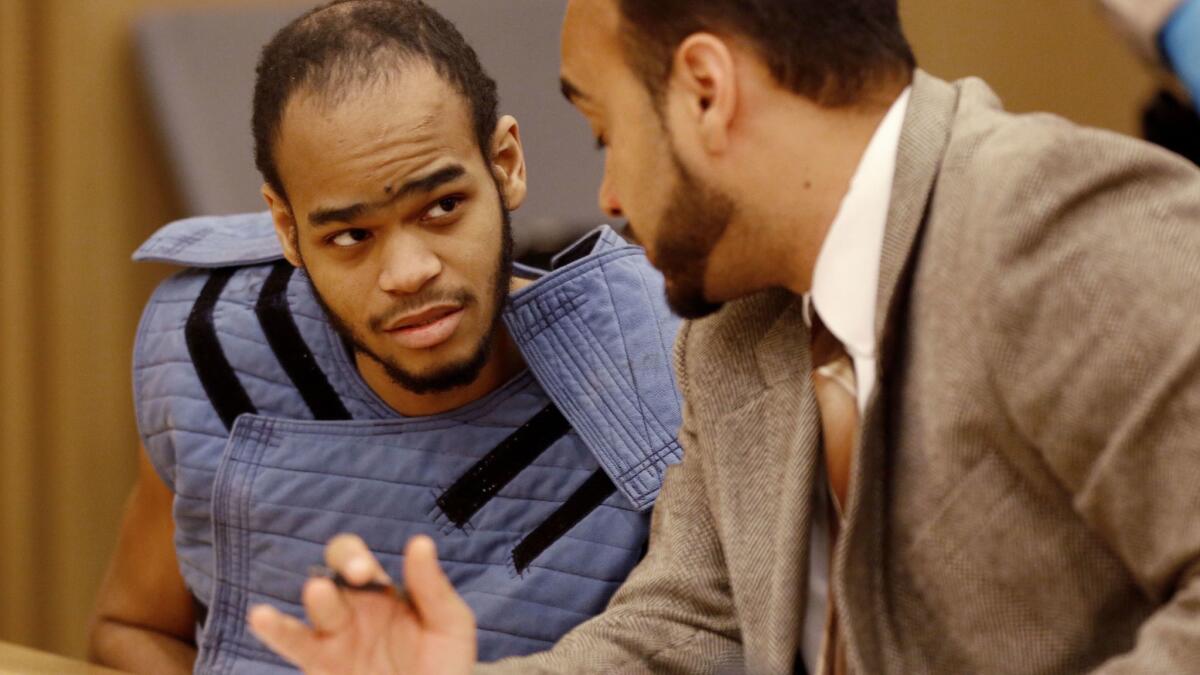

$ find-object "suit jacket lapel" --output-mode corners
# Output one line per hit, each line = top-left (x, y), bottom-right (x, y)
(838, 71), (962, 674)
(750, 290), (823, 671)
(874, 71), (962, 349)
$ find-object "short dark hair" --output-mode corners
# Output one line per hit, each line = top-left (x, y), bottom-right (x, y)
(252, 0), (499, 202)
(616, 0), (915, 108)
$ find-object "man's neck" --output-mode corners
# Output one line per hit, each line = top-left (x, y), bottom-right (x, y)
(721, 79), (911, 299)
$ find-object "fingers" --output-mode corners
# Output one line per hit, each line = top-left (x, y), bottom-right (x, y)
(321, 532), (475, 639)
(403, 535), (475, 637)
(303, 577), (352, 634)
(247, 603), (320, 668)
(326, 533), (391, 586)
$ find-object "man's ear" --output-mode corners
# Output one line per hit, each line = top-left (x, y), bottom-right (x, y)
(262, 183), (302, 268)
(670, 33), (738, 155)
(489, 115), (527, 211)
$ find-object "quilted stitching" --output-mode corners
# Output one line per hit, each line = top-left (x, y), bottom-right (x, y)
(132, 220), (679, 672)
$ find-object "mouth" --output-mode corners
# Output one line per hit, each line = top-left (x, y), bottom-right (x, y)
(383, 305), (465, 350)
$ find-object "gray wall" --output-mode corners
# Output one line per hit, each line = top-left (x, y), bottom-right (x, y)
(136, 0), (607, 254)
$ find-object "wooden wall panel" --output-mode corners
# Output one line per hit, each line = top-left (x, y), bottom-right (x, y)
(0, 0), (265, 658)
(903, 0), (1158, 135)
(0, 0), (44, 650)
(36, 0), (168, 658)
(1, 0), (192, 658)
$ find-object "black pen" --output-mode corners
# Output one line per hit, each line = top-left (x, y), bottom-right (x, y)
(308, 564), (406, 600)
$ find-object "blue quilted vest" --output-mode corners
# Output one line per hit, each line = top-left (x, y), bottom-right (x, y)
(132, 213), (683, 674)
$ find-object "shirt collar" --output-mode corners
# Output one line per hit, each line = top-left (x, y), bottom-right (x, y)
(807, 87), (912, 361)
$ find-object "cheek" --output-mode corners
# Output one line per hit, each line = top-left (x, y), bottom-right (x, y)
(456, 204), (506, 265)
(463, 236), (503, 298)
(613, 146), (665, 227)
(308, 261), (375, 322)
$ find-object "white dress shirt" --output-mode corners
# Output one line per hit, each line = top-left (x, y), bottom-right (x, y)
(800, 87), (911, 675)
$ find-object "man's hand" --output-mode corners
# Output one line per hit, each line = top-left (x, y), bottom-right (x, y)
(248, 534), (477, 674)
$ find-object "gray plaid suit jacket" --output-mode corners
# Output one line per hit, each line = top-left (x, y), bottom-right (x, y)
(481, 71), (1200, 674)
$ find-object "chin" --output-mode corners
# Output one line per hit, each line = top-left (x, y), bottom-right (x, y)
(379, 324), (498, 393)
(391, 337), (474, 370)
(664, 280), (724, 320)
(380, 352), (491, 395)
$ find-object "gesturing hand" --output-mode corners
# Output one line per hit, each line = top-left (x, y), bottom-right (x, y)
(248, 534), (477, 674)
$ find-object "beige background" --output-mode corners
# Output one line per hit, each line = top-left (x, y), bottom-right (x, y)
(0, 0), (1163, 661)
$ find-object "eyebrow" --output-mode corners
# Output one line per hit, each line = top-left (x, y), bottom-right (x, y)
(560, 77), (587, 103)
(307, 164), (467, 227)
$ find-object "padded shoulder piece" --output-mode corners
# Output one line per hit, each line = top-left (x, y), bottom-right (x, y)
(506, 227), (684, 511)
(132, 259), (392, 487)
(133, 211), (284, 267)
(134, 215), (684, 513)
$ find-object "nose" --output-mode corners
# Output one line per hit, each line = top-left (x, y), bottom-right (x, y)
(377, 231), (442, 295)
(597, 167), (623, 219)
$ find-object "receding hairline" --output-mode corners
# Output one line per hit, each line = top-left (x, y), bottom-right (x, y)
(252, 0), (502, 204)
(270, 57), (471, 166)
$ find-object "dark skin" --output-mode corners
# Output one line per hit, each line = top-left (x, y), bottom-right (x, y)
(89, 64), (530, 673)
(264, 65), (530, 417)
(88, 448), (197, 675)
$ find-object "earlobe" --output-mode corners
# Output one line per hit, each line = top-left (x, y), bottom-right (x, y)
(261, 184), (303, 268)
(490, 115), (528, 211)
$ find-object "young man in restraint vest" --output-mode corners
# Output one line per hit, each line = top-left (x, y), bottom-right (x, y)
(88, 2), (683, 673)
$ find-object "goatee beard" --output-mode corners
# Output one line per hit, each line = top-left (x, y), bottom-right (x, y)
(302, 203), (515, 396)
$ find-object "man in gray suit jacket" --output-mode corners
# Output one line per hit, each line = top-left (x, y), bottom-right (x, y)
(250, 0), (1200, 672)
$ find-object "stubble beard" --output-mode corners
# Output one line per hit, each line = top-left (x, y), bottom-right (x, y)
(651, 151), (735, 320)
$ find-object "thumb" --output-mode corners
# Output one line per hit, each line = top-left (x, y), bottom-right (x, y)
(403, 535), (475, 637)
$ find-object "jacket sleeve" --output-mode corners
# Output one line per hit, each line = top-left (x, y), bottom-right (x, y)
(479, 322), (744, 674)
(980, 123), (1200, 673)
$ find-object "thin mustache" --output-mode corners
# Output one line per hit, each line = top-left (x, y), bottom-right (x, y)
(368, 289), (473, 332)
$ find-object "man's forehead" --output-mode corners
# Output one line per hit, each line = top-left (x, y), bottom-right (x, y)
(280, 68), (476, 162)
(285, 66), (457, 129)
(561, 0), (622, 81)
(564, 0), (619, 30)
(274, 66), (480, 204)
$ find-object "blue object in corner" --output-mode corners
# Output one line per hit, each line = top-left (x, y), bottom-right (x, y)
(1162, 0), (1200, 105)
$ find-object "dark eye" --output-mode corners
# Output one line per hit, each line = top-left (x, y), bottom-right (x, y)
(330, 229), (371, 248)
(595, 135), (607, 150)
(426, 196), (463, 219)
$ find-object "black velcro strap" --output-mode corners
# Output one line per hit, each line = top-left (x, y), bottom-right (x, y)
(512, 468), (617, 574)
(255, 261), (351, 421)
(436, 404), (571, 528)
(185, 268), (257, 430)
